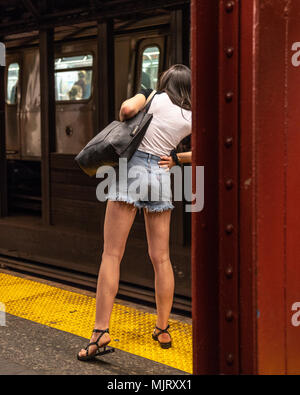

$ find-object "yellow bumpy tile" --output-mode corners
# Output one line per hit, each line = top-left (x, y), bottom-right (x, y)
(0, 273), (192, 373)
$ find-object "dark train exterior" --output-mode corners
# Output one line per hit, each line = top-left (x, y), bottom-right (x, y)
(0, 2), (191, 312)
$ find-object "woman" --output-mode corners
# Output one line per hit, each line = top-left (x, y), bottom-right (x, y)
(77, 64), (192, 360)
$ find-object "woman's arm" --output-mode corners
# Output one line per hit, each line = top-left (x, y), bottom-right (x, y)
(177, 152), (192, 164)
(158, 151), (192, 169)
(119, 94), (146, 121)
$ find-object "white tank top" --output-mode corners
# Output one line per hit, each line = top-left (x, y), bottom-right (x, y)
(138, 91), (192, 157)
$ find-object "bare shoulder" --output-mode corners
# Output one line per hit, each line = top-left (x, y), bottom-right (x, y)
(119, 94), (146, 121)
(121, 93), (146, 108)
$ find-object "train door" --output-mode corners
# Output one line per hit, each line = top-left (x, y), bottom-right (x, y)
(49, 39), (99, 231)
(54, 45), (95, 155)
(5, 49), (42, 216)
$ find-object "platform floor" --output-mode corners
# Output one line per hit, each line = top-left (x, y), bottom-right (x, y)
(0, 269), (192, 375)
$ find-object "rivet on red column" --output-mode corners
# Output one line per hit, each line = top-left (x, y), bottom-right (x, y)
(224, 137), (233, 148)
(225, 265), (233, 278)
(225, 46), (234, 58)
(225, 224), (234, 234)
(225, 1), (234, 13)
(226, 353), (234, 365)
(225, 179), (234, 190)
(225, 91), (234, 102)
(225, 310), (234, 322)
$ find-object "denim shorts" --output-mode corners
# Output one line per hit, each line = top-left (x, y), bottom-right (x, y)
(106, 150), (174, 212)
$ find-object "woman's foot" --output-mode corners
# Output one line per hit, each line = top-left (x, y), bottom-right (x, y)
(153, 329), (171, 342)
(152, 325), (172, 349)
(77, 329), (111, 360)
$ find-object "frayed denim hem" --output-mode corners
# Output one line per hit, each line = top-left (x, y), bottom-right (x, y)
(105, 194), (139, 209)
(105, 194), (174, 213)
(142, 203), (175, 213)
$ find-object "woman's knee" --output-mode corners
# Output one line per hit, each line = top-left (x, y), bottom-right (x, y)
(102, 247), (124, 263)
(148, 249), (170, 267)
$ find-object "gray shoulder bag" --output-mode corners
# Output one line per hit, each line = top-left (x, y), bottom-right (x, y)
(75, 90), (156, 177)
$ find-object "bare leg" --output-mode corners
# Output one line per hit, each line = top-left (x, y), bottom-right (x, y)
(144, 209), (174, 343)
(78, 201), (136, 357)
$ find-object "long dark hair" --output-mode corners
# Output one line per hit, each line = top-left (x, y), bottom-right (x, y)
(158, 64), (191, 111)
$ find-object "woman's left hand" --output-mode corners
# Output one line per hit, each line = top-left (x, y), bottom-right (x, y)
(158, 156), (175, 169)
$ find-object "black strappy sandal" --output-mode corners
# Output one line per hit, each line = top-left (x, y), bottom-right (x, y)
(152, 324), (172, 349)
(77, 328), (115, 361)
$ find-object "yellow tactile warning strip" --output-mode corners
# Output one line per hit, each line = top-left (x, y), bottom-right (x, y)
(0, 273), (192, 373)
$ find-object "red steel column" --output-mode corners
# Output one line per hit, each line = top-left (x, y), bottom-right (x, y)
(191, 0), (220, 374)
(193, 0), (300, 374)
(239, 0), (258, 374)
(286, 0), (300, 374)
(218, 0), (240, 374)
(255, 0), (287, 374)
(241, 0), (300, 374)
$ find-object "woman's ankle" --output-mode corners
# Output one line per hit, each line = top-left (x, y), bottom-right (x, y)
(94, 324), (110, 331)
(155, 321), (169, 330)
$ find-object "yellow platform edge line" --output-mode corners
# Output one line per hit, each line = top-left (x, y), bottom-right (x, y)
(0, 273), (193, 373)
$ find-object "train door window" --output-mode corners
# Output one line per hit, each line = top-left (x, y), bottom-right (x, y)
(6, 60), (41, 216)
(6, 62), (20, 105)
(138, 46), (161, 90)
(6, 61), (20, 155)
(54, 55), (93, 101)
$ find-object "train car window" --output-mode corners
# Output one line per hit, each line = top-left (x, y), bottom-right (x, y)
(6, 63), (20, 105)
(54, 54), (93, 101)
(139, 46), (160, 90)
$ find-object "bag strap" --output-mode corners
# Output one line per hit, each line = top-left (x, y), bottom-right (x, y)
(143, 90), (157, 113)
(130, 90), (156, 135)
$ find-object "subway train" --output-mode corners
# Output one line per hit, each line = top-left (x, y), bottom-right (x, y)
(0, 4), (192, 313)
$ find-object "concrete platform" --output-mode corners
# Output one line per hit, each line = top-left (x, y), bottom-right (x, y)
(0, 269), (192, 374)
(0, 314), (189, 375)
